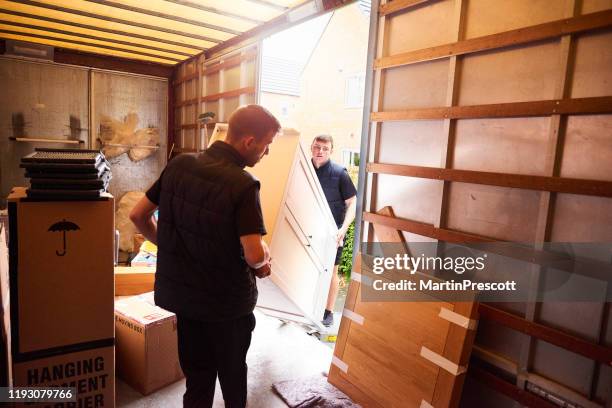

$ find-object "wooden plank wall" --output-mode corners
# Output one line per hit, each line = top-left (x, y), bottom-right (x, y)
(355, 0), (612, 406)
(172, 45), (258, 155)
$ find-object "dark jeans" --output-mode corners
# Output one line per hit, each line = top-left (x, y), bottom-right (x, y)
(177, 312), (256, 408)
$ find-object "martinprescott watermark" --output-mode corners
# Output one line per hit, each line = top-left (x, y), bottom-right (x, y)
(357, 242), (612, 302)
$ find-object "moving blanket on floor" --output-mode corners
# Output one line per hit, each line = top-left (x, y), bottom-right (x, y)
(273, 375), (361, 408)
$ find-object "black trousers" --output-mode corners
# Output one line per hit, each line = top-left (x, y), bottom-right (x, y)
(176, 312), (256, 408)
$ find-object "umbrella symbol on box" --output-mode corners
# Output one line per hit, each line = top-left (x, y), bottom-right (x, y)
(48, 219), (80, 256)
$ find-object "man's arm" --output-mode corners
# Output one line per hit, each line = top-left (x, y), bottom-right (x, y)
(240, 234), (271, 278)
(129, 196), (159, 245)
(336, 195), (356, 246)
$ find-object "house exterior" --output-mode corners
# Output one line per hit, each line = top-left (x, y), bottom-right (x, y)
(260, 1), (370, 168)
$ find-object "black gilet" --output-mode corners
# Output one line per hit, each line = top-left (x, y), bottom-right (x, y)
(154, 142), (258, 322)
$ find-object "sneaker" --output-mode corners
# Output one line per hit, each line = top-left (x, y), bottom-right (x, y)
(322, 310), (334, 327)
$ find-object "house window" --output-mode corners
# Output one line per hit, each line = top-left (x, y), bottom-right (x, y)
(344, 74), (365, 108)
(342, 149), (360, 168)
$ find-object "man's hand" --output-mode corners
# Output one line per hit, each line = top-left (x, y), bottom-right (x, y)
(253, 263), (271, 279)
(336, 228), (347, 247)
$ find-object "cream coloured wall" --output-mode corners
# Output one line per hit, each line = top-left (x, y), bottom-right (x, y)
(260, 92), (300, 129)
(294, 3), (369, 166)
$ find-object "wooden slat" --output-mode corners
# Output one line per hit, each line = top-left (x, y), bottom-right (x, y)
(518, 0), (580, 393)
(478, 304), (612, 365)
(174, 71), (199, 85)
(371, 96), (612, 122)
(378, 0), (430, 17)
(167, 67), (176, 160)
(434, 0), (466, 230)
(201, 86), (255, 102)
(375, 9), (612, 69)
(180, 123), (197, 129)
(367, 163), (612, 198)
(363, 211), (493, 243)
(203, 49), (257, 76)
(469, 366), (559, 408)
(175, 97), (199, 107)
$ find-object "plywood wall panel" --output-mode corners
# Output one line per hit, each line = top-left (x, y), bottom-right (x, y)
(224, 96), (240, 120)
(174, 108), (181, 127)
(463, 0), (566, 39)
(174, 86), (182, 104)
(378, 121), (445, 166)
(570, 30), (612, 98)
(531, 341), (593, 395)
(453, 117), (550, 176)
(560, 115), (612, 181)
(595, 364), (612, 402)
(382, 60), (449, 110)
(457, 41), (559, 105)
(205, 72), (220, 96)
(446, 183), (541, 241)
(205, 101), (219, 117)
(182, 129), (195, 150)
(376, 175), (441, 225)
(581, 0), (612, 15)
(244, 61), (256, 87)
(183, 59), (197, 76)
(242, 94), (256, 105)
(185, 79), (196, 100)
(549, 194), (612, 241)
(184, 104), (196, 121)
(538, 302), (603, 340)
(460, 376), (516, 408)
(474, 320), (523, 362)
(386, 0), (455, 55)
(224, 65), (242, 91)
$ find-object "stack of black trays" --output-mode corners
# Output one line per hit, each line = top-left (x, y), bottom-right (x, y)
(20, 148), (112, 200)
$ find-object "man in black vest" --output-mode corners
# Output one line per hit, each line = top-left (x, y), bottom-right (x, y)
(311, 135), (357, 327)
(129, 105), (281, 408)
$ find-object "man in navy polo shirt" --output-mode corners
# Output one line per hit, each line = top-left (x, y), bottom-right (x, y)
(311, 135), (357, 327)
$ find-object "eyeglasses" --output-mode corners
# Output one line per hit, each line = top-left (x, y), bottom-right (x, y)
(312, 144), (330, 152)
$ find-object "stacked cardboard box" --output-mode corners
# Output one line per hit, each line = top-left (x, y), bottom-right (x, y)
(6, 187), (115, 407)
(115, 292), (183, 395)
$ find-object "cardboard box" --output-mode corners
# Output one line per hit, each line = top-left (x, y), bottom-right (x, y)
(12, 346), (115, 408)
(6, 187), (115, 406)
(115, 293), (183, 395)
(114, 266), (155, 296)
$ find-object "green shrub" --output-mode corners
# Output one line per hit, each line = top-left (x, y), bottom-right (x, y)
(338, 221), (355, 279)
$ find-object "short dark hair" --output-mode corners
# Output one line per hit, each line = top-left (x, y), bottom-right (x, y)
(312, 135), (334, 148)
(227, 105), (281, 141)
